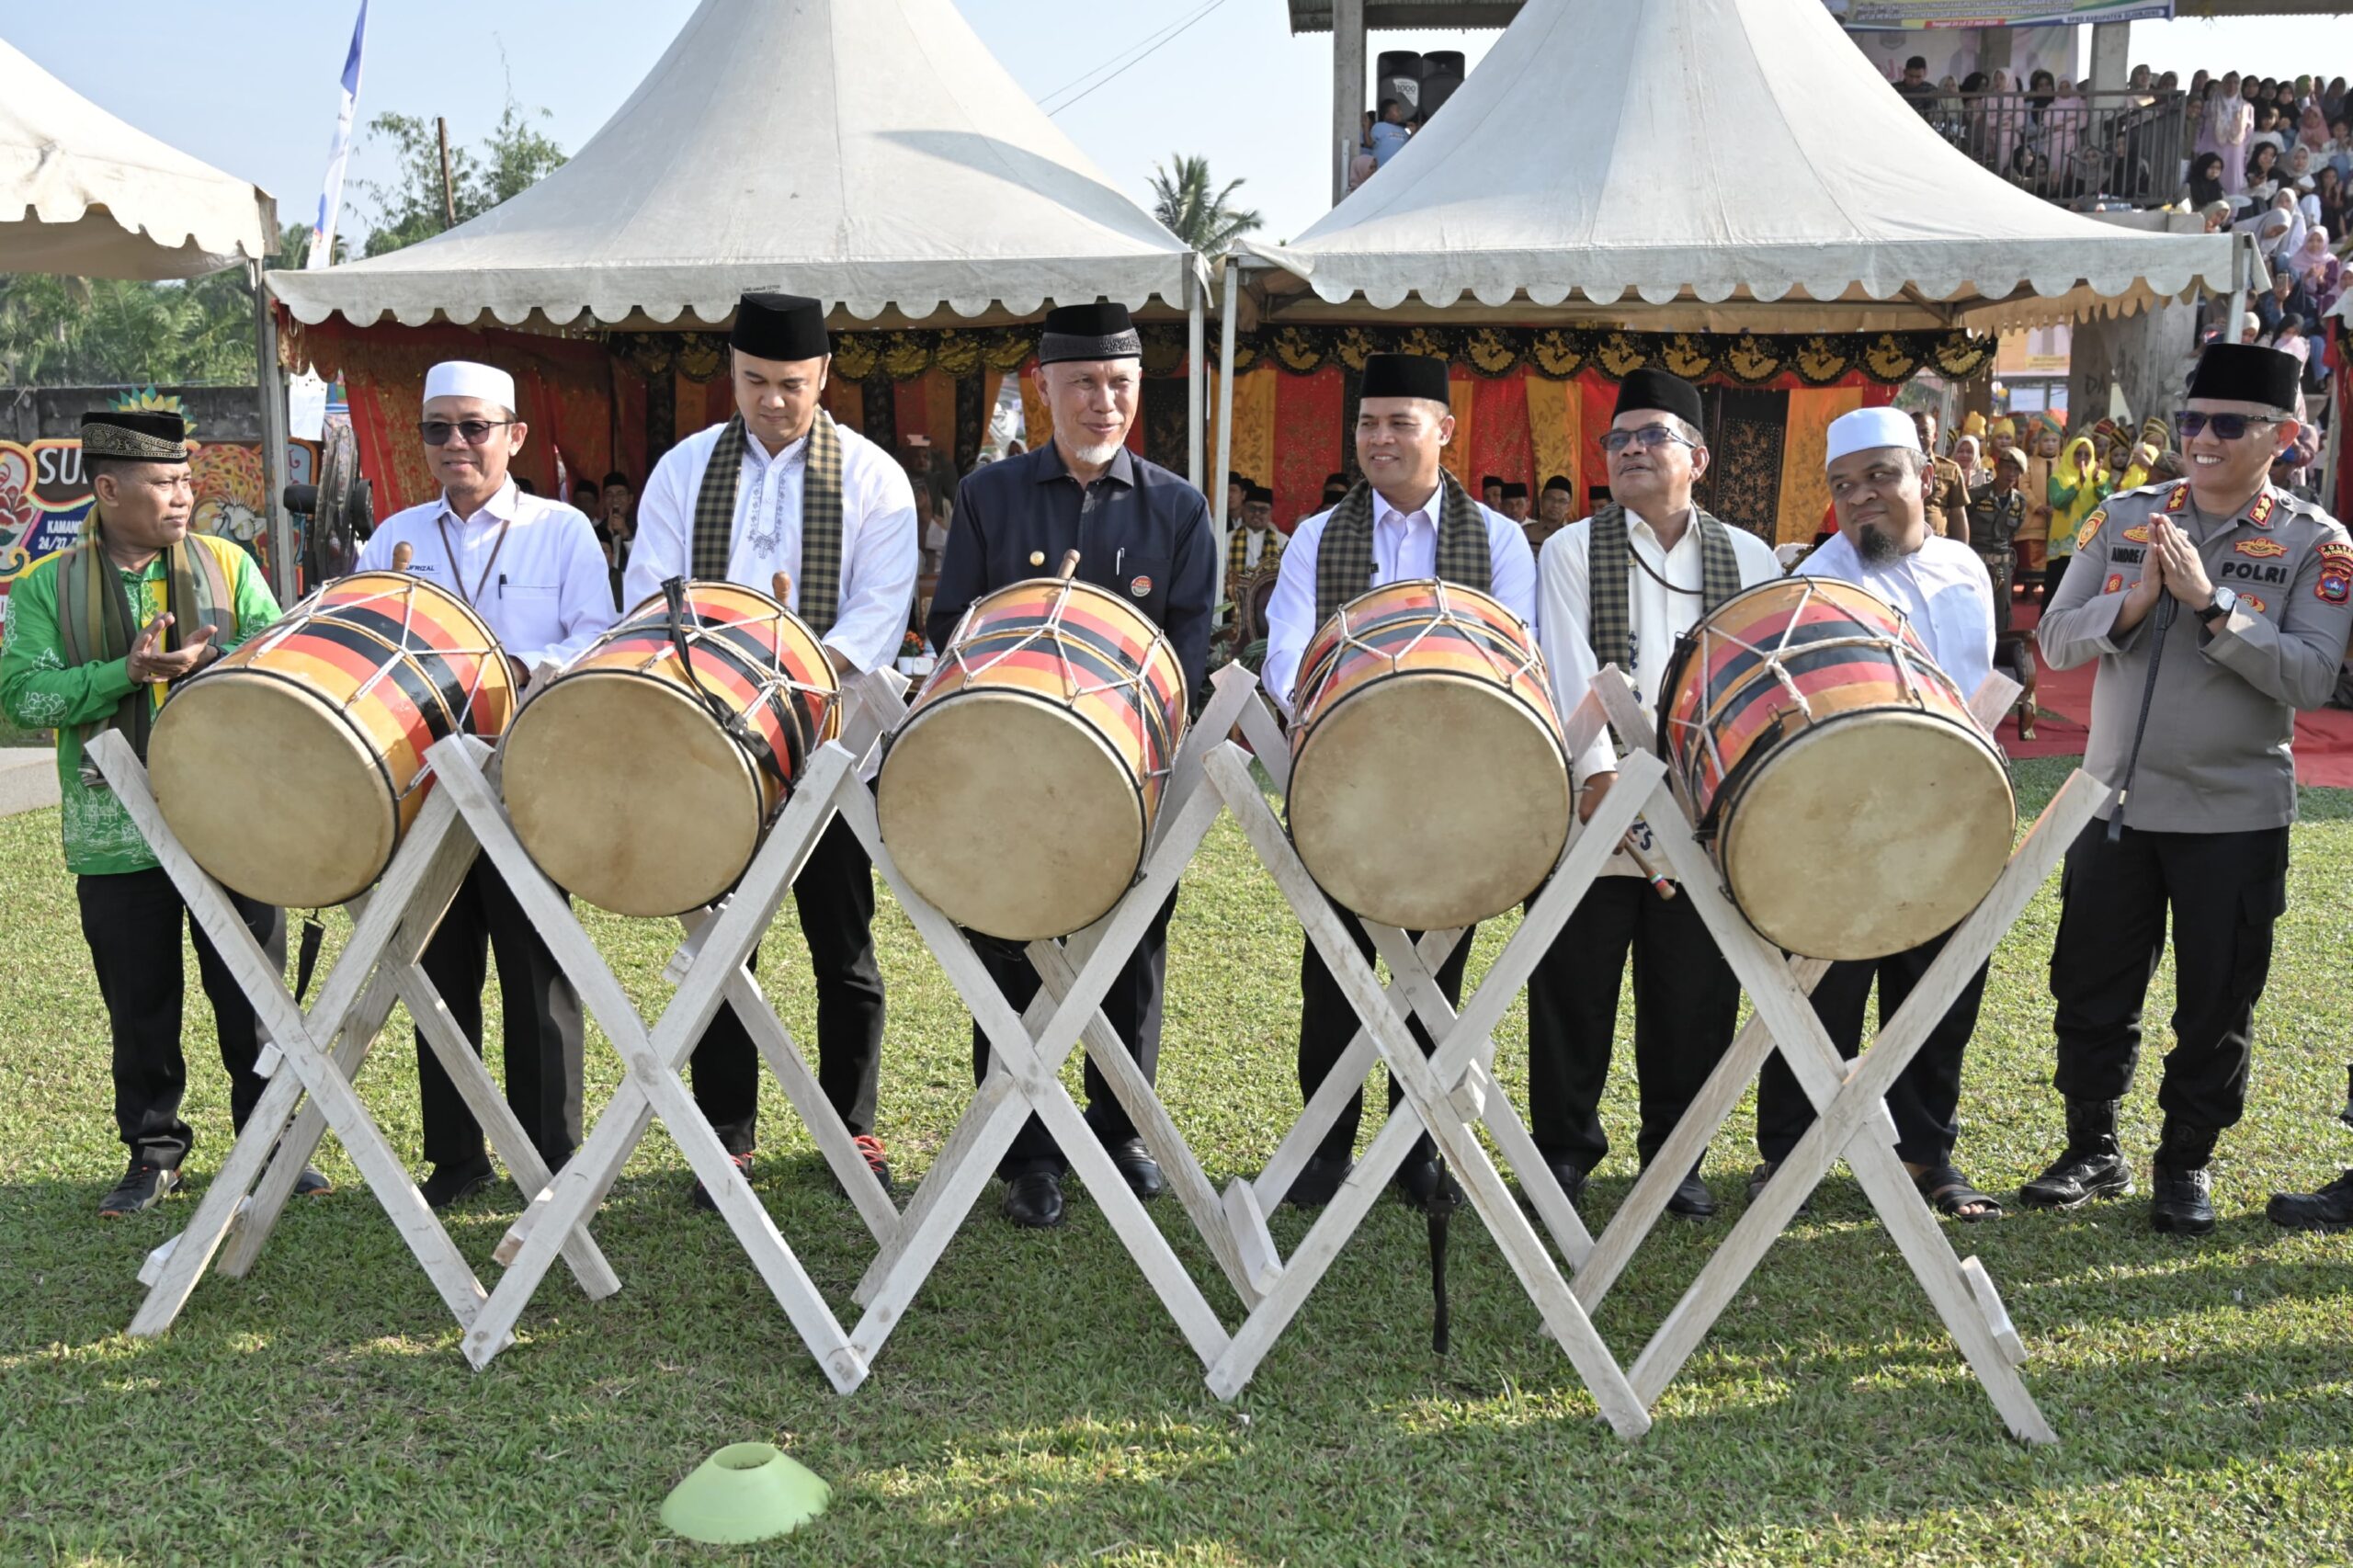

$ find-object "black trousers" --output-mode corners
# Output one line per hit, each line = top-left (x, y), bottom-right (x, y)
(971, 888), (1179, 1177)
(77, 868), (284, 1167)
(690, 813), (885, 1153)
(2049, 819), (2289, 1131)
(1295, 902), (1477, 1165)
(1756, 929), (1991, 1169)
(415, 861), (585, 1172)
(1526, 875), (1742, 1171)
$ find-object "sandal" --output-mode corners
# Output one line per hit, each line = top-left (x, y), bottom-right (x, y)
(1915, 1164), (2005, 1221)
(1747, 1161), (1813, 1217)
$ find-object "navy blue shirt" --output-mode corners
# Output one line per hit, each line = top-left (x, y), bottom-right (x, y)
(932, 441), (1215, 692)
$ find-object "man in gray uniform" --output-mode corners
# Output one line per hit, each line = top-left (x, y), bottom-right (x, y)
(2026, 343), (2353, 1234)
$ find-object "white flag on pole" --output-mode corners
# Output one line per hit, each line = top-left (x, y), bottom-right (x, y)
(304, 0), (369, 270)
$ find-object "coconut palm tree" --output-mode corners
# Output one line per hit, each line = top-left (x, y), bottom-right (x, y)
(1148, 154), (1263, 258)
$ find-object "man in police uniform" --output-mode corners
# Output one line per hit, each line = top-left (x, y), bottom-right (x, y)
(932, 301), (1215, 1228)
(1913, 408), (1972, 544)
(2029, 343), (2353, 1234)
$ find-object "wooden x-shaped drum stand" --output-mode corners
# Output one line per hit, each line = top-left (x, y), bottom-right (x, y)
(833, 663), (1277, 1373)
(1199, 678), (1658, 1434)
(1567, 665), (2101, 1444)
(95, 729), (619, 1349)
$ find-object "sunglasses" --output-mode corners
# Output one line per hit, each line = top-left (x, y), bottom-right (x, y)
(1601, 425), (1696, 455)
(418, 418), (518, 447)
(2173, 412), (2282, 441)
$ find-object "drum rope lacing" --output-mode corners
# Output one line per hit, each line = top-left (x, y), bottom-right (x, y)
(939, 577), (1176, 790)
(652, 578), (827, 794)
(1299, 580), (1546, 712)
(239, 576), (501, 804)
(1665, 578), (1936, 801)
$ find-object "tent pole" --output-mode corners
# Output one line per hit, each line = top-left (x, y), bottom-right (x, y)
(249, 259), (296, 602)
(1187, 266), (1205, 491)
(1213, 259), (1241, 613)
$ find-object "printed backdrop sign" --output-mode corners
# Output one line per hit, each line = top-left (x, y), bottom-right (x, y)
(0, 437), (276, 597)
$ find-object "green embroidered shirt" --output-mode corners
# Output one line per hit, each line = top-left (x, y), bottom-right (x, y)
(0, 535), (280, 875)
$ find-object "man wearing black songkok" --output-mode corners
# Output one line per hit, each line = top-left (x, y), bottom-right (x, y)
(931, 301), (1215, 1228)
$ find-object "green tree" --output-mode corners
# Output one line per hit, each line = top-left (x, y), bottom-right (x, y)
(355, 90), (566, 257)
(1147, 154), (1262, 258)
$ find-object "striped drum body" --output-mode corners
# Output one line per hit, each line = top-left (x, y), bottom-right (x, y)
(149, 570), (516, 908)
(877, 575), (1187, 941)
(1656, 575), (2013, 960)
(501, 583), (838, 918)
(1289, 579), (1569, 930)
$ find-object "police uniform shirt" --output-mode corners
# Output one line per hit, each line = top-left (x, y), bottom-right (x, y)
(359, 479), (617, 668)
(1260, 485), (1536, 714)
(1535, 507), (1782, 880)
(1799, 530), (1995, 699)
(933, 441), (1215, 690)
(2040, 480), (2353, 830)
(628, 417), (920, 675)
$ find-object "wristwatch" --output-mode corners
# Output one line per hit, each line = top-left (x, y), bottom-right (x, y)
(2197, 585), (2238, 626)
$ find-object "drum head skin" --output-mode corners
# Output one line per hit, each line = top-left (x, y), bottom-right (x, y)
(1721, 712), (2014, 960)
(877, 689), (1146, 942)
(1291, 673), (1571, 930)
(149, 676), (398, 909)
(502, 672), (765, 918)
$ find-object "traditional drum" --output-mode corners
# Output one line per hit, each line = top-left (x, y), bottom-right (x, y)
(876, 564), (1186, 941)
(499, 579), (838, 919)
(1656, 575), (2014, 961)
(1288, 579), (1569, 931)
(148, 569), (516, 909)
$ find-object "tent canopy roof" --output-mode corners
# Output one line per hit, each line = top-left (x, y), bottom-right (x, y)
(270, 0), (1200, 332)
(1244, 0), (2240, 334)
(0, 37), (272, 279)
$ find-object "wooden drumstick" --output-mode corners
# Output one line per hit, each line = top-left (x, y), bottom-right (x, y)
(391, 540), (414, 573)
(1057, 549), (1081, 581)
(1621, 824), (1677, 900)
(771, 569), (793, 606)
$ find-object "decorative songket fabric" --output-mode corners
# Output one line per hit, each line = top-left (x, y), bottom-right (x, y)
(1583, 503), (1745, 672)
(689, 411), (847, 633)
(1313, 473), (1491, 627)
(54, 519), (233, 769)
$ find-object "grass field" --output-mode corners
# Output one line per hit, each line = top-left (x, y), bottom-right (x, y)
(2, 758), (2349, 1565)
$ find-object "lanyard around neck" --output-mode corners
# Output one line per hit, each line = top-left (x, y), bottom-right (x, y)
(435, 505), (514, 608)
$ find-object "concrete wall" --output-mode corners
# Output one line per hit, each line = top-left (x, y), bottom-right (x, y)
(0, 385), (262, 444)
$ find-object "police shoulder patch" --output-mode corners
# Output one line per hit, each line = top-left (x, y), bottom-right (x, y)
(2075, 507), (2109, 553)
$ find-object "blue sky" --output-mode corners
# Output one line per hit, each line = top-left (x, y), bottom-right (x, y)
(10, 4), (2353, 249)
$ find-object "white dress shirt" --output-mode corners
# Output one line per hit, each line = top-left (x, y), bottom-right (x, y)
(1261, 483), (1537, 712)
(1539, 507), (1787, 786)
(358, 479), (617, 669)
(1244, 528), (1268, 571)
(1798, 530), (1995, 703)
(1538, 507), (1784, 881)
(627, 417), (920, 675)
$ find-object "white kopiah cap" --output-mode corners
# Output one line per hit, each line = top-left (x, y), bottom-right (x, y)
(423, 359), (517, 411)
(1824, 406), (1921, 466)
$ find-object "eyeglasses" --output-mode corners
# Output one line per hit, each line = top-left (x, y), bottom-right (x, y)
(417, 419), (518, 447)
(1600, 425), (1697, 455)
(2173, 411), (2282, 441)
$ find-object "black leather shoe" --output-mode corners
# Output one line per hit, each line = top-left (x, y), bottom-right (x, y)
(688, 1152), (756, 1212)
(1104, 1138), (1165, 1199)
(2019, 1098), (2133, 1210)
(1286, 1153), (1350, 1208)
(1665, 1170), (1717, 1221)
(1003, 1169), (1066, 1228)
(292, 1166), (334, 1197)
(99, 1160), (181, 1217)
(2268, 1170), (2353, 1231)
(1545, 1160), (1588, 1211)
(1392, 1155), (1461, 1212)
(420, 1157), (494, 1210)
(2150, 1164), (2216, 1235)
